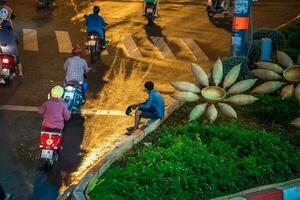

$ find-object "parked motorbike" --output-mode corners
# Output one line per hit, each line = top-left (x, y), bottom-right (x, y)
(145, 3), (156, 25)
(39, 127), (62, 170)
(207, 0), (231, 18)
(0, 53), (17, 85)
(63, 81), (85, 113)
(38, 0), (54, 9)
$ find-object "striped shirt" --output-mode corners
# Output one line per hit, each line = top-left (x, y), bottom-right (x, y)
(64, 56), (89, 82)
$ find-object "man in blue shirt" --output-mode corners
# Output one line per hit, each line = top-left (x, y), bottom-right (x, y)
(127, 81), (165, 134)
(85, 6), (106, 47)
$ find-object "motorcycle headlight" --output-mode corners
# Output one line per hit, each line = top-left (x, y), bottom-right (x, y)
(1, 69), (10, 76)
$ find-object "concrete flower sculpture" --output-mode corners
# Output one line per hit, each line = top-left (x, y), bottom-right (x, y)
(291, 117), (300, 129)
(171, 59), (258, 123)
(252, 51), (300, 102)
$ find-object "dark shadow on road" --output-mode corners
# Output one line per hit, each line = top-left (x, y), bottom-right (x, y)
(144, 22), (163, 38)
(208, 15), (232, 33)
(30, 114), (85, 200)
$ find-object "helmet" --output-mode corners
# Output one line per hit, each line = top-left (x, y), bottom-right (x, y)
(51, 85), (64, 98)
(72, 45), (82, 56)
(1, 20), (11, 29)
(93, 6), (100, 14)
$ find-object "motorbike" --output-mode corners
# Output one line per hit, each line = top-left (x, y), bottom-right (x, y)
(0, 53), (17, 85)
(38, 0), (54, 9)
(39, 127), (62, 169)
(63, 81), (85, 113)
(86, 32), (104, 63)
(207, 0), (231, 18)
(145, 3), (156, 25)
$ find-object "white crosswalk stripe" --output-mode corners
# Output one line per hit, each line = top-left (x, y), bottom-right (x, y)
(23, 29), (39, 51)
(55, 31), (73, 53)
(150, 36), (176, 60)
(20, 29), (208, 62)
(0, 105), (126, 117)
(181, 38), (209, 61)
(122, 34), (142, 58)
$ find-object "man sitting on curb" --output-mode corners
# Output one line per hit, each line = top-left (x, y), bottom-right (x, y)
(126, 81), (165, 135)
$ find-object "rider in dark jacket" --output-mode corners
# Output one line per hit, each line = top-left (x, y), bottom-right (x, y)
(0, 20), (22, 76)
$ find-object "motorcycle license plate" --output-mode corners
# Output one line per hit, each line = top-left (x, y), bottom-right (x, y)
(88, 40), (96, 46)
(65, 91), (75, 99)
(147, 8), (153, 13)
(1, 69), (9, 76)
(41, 149), (53, 159)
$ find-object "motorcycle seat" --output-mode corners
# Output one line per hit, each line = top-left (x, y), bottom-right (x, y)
(41, 127), (62, 133)
(66, 80), (81, 87)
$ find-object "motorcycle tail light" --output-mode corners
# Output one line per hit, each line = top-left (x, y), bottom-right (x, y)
(89, 35), (97, 40)
(2, 58), (10, 64)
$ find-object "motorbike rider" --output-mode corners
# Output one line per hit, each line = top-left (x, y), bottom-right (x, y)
(0, 20), (22, 76)
(39, 85), (71, 131)
(85, 6), (107, 50)
(207, 0), (230, 12)
(64, 45), (90, 101)
(143, 0), (159, 17)
(0, 0), (15, 24)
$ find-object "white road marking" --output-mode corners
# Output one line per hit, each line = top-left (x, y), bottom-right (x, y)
(23, 29), (39, 51)
(181, 38), (209, 61)
(122, 34), (142, 58)
(150, 36), (176, 59)
(0, 105), (38, 112)
(55, 31), (73, 53)
(0, 105), (126, 117)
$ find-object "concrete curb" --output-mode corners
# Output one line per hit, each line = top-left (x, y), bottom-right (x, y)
(211, 178), (300, 200)
(276, 14), (300, 29)
(59, 100), (184, 200)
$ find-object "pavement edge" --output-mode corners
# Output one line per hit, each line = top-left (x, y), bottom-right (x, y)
(58, 100), (184, 200)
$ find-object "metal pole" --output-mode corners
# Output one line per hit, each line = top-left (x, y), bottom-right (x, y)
(231, 0), (253, 57)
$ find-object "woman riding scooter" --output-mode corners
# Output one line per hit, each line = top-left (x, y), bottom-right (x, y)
(39, 85), (71, 131)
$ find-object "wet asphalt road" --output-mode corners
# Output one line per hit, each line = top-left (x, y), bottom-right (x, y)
(0, 0), (299, 199)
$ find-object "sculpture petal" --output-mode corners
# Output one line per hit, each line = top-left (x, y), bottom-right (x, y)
(223, 64), (241, 89)
(170, 91), (200, 102)
(189, 103), (207, 122)
(277, 51), (294, 68)
(251, 69), (282, 81)
(218, 103), (237, 118)
(255, 61), (284, 74)
(206, 104), (218, 123)
(191, 63), (209, 87)
(171, 81), (201, 93)
(280, 84), (294, 99)
(212, 58), (223, 86)
(227, 79), (257, 95)
(225, 94), (258, 105)
(252, 81), (286, 94)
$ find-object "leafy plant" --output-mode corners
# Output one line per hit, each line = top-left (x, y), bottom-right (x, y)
(240, 94), (300, 125)
(89, 122), (300, 200)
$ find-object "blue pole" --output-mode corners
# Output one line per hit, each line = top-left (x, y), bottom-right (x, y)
(231, 0), (253, 57)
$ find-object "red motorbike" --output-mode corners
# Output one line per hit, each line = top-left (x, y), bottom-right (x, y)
(39, 127), (63, 169)
(0, 54), (17, 85)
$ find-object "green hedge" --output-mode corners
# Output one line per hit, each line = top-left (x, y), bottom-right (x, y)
(89, 122), (300, 200)
(239, 95), (300, 125)
(253, 28), (286, 50)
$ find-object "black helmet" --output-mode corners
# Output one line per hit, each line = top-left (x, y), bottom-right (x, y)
(93, 6), (100, 14)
